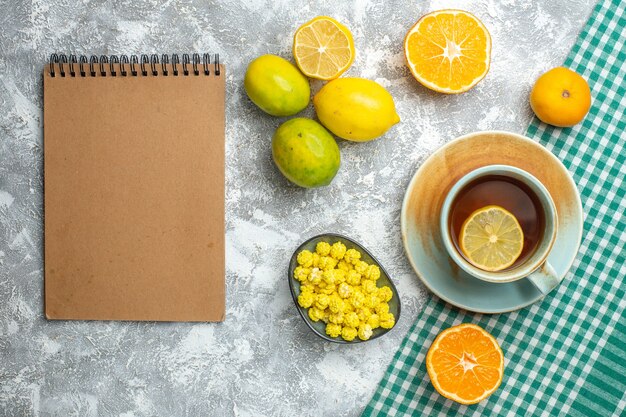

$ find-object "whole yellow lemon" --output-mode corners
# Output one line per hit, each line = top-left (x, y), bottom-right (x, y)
(244, 54), (310, 117)
(313, 78), (400, 141)
(530, 67), (591, 127)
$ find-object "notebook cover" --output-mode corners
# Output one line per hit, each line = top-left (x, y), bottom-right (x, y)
(43, 64), (225, 321)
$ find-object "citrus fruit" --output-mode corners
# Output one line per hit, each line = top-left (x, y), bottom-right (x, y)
(272, 118), (340, 188)
(404, 10), (491, 94)
(293, 16), (355, 80)
(530, 67), (591, 127)
(426, 323), (504, 405)
(244, 54), (310, 116)
(313, 77), (400, 142)
(459, 205), (524, 272)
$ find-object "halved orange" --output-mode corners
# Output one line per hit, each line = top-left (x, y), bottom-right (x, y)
(404, 10), (491, 94)
(293, 16), (355, 80)
(426, 323), (504, 404)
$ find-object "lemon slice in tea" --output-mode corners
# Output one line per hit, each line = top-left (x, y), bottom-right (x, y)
(459, 205), (524, 271)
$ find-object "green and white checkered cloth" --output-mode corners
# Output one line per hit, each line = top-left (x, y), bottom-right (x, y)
(363, 1), (626, 416)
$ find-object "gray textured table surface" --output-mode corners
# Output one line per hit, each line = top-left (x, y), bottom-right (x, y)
(0, 0), (595, 416)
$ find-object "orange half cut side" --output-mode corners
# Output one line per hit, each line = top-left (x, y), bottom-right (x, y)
(404, 10), (491, 93)
(426, 323), (504, 404)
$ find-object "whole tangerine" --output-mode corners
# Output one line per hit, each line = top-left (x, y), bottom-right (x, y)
(530, 67), (591, 127)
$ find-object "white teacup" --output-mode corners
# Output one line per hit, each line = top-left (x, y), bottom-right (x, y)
(440, 165), (560, 294)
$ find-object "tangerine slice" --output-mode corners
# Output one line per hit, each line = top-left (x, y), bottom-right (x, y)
(426, 323), (504, 404)
(404, 10), (491, 93)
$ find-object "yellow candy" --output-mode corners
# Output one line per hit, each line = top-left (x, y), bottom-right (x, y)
(334, 269), (347, 283)
(330, 242), (347, 260)
(336, 260), (352, 272)
(380, 319), (394, 329)
(298, 292), (314, 308)
(368, 313), (380, 329)
(328, 295), (345, 313)
(316, 241), (331, 256)
(321, 310), (330, 323)
(320, 284), (336, 295)
(297, 250), (313, 267)
(346, 270), (361, 286)
(350, 290), (365, 308)
(365, 264), (381, 281)
(341, 326), (358, 341)
(343, 302), (355, 314)
(378, 286), (393, 302)
(379, 311), (393, 321)
(319, 256), (337, 271)
(328, 312), (344, 324)
(309, 268), (323, 284)
(338, 282), (353, 299)
(344, 311), (360, 328)
(356, 307), (372, 322)
(308, 307), (324, 322)
(306, 282), (321, 295)
(343, 248), (361, 264)
(300, 284), (314, 293)
(354, 260), (368, 274)
(379, 312), (395, 329)
(326, 323), (342, 338)
(329, 257), (339, 270)
(365, 293), (380, 309)
(358, 324), (373, 341)
(294, 266), (310, 282)
(322, 270), (335, 285)
(375, 302), (390, 315)
(315, 294), (330, 310)
(323, 269), (343, 285)
(312, 252), (320, 268)
(361, 279), (377, 294)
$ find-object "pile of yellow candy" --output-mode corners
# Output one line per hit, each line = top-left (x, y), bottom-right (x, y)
(294, 241), (395, 342)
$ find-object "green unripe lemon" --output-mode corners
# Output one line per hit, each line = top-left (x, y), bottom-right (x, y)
(313, 77), (400, 141)
(245, 54), (310, 116)
(272, 118), (340, 188)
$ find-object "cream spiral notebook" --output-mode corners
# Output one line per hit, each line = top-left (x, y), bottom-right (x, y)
(44, 53), (225, 321)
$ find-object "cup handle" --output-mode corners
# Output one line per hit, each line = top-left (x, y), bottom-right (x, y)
(527, 261), (560, 295)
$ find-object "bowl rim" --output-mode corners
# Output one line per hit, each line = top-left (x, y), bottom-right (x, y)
(288, 233), (402, 344)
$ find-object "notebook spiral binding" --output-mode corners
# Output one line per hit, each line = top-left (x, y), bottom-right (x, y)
(48, 53), (221, 78)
